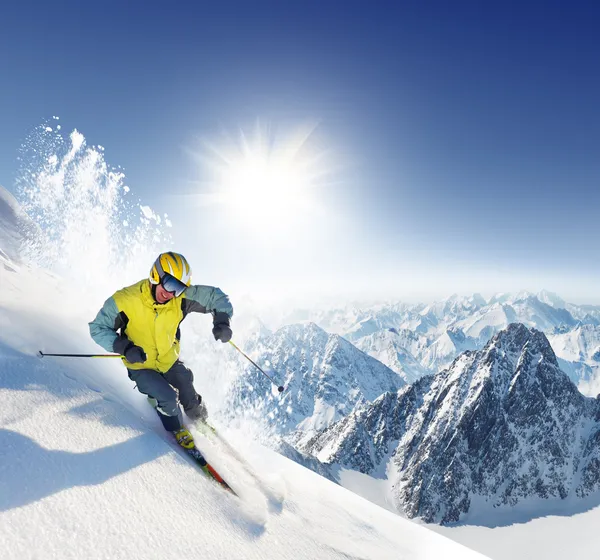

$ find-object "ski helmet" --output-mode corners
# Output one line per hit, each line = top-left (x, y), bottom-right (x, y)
(149, 252), (192, 290)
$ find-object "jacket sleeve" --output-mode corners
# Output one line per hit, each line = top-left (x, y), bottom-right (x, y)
(88, 296), (121, 353)
(183, 285), (233, 322)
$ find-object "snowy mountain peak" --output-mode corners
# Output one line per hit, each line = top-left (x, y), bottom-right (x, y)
(486, 322), (559, 369)
(421, 293), (487, 322)
(353, 328), (430, 385)
(537, 289), (568, 309)
(471, 293), (487, 306)
(488, 291), (535, 305)
(278, 321), (330, 345)
(444, 293), (485, 305)
(514, 290), (536, 302)
(228, 321), (406, 440)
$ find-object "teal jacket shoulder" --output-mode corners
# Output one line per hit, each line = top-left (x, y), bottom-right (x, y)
(88, 296), (120, 353)
(183, 285), (233, 319)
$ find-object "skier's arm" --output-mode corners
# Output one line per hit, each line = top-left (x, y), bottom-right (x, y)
(88, 296), (122, 353)
(183, 286), (233, 343)
(183, 285), (233, 320)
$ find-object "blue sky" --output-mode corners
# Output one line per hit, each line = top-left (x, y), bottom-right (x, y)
(2, 1), (600, 302)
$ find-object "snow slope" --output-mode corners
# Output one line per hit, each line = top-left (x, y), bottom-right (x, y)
(0, 184), (36, 266)
(433, 503), (600, 560)
(0, 329), (485, 560)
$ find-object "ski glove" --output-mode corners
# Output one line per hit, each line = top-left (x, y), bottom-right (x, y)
(124, 345), (147, 364)
(113, 335), (147, 364)
(212, 312), (232, 343)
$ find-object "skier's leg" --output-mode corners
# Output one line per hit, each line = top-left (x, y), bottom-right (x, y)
(128, 368), (183, 431)
(163, 361), (207, 421)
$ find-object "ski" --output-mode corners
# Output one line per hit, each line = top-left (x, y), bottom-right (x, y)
(146, 397), (236, 496)
(178, 440), (237, 496)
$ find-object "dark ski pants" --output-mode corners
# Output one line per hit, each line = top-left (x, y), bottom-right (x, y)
(128, 361), (201, 432)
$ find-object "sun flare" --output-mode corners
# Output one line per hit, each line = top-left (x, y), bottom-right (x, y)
(222, 154), (311, 219)
(196, 122), (328, 231)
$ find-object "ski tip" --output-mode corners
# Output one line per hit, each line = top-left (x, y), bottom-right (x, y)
(37, 351), (44, 358)
(205, 464), (226, 484)
(203, 464), (237, 496)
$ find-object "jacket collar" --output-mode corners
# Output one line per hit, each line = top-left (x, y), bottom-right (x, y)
(140, 280), (158, 308)
(141, 279), (181, 308)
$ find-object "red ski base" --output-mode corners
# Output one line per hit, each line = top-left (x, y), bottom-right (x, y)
(181, 439), (237, 496)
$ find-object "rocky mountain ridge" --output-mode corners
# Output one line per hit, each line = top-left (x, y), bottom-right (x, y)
(302, 324), (600, 524)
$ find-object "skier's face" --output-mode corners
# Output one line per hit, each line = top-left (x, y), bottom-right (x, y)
(155, 282), (176, 304)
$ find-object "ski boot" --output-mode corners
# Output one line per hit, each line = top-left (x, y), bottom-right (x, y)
(185, 397), (208, 424)
(173, 428), (195, 450)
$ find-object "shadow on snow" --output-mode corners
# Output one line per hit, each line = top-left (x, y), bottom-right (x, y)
(0, 429), (165, 512)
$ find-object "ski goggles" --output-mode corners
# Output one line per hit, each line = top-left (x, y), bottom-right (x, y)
(160, 273), (188, 297)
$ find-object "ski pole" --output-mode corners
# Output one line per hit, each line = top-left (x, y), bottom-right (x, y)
(228, 340), (285, 393)
(38, 351), (122, 358)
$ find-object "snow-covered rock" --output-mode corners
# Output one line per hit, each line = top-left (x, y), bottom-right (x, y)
(226, 322), (405, 443)
(354, 329), (430, 384)
(280, 293), (593, 388)
(537, 289), (567, 309)
(456, 297), (577, 342)
(548, 324), (600, 396)
(304, 324), (600, 525)
(419, 293), (487, 323)
(420, 327), (478, 372)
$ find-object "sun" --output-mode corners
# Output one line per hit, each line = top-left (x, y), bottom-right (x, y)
(197, 122), (327, 231)
(221, 153), (312, 221)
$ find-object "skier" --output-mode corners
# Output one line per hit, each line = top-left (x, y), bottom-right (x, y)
(89, 251), (233, 450)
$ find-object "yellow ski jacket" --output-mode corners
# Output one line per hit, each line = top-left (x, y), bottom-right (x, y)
(89, 279), (233, 372)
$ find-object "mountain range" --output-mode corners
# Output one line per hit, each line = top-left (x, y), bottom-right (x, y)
(301, 324), (600, 524)
(273, 292), (600, 397)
